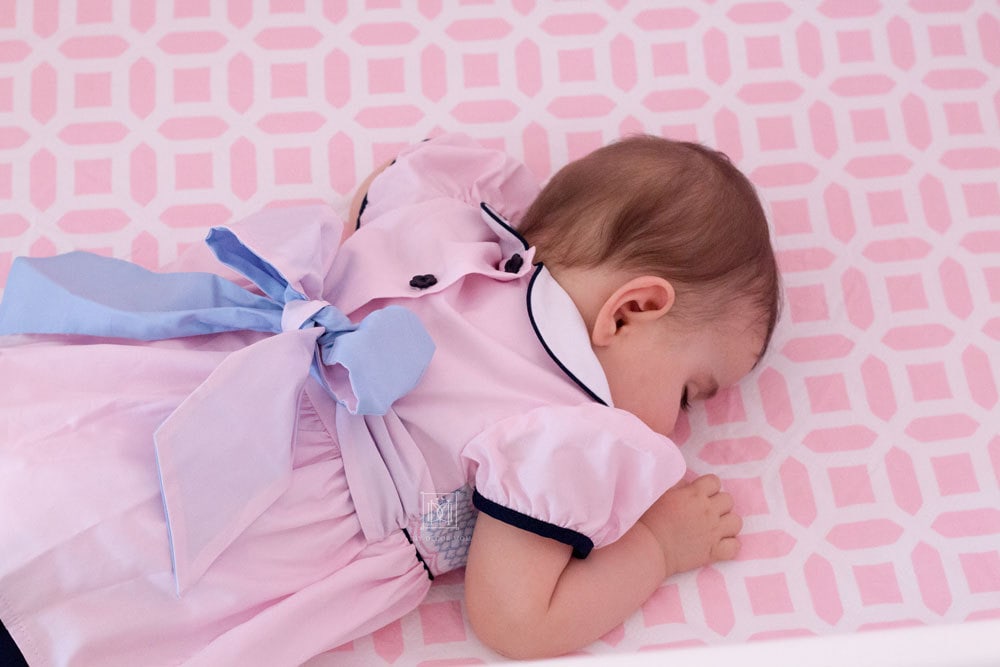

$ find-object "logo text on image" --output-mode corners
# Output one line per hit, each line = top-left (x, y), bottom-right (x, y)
(422, 492), (457, 528)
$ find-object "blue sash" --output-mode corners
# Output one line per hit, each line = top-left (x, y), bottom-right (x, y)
(0, 225), (435, 592)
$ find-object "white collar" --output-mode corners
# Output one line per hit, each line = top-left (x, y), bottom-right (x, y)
(526, 265), (614, 407)
(480, 202), (614, 407)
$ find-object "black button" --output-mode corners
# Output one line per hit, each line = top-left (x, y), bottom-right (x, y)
(503, 253), (523, 274)
(409, 274), (438, 289)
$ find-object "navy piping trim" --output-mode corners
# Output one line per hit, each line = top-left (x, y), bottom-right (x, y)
(472, 490), (593, 559)
(479, 202), (530, 250)
(355, 158), (396, 231)
(401, 528), (435, 581)
(354, 192), (368, 231)
(0, 617), (28, 667)
(525, 264), (608, 406)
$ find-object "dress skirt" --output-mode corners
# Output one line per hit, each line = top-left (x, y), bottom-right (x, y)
(0, 331), (431, 666)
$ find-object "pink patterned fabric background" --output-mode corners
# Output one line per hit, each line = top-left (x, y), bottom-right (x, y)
(2, 1), (998, 665)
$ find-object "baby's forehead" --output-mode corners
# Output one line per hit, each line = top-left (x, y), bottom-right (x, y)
(696, 307), (769, 365)
(687, 293), (767, 333)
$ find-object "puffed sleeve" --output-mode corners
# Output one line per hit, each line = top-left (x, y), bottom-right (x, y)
(359, 133), (540, 227)
(461, 404), (687, 557)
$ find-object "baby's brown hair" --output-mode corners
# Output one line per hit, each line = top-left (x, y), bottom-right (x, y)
(518, 135), (780, 355)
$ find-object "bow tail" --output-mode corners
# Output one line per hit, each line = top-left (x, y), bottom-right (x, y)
(0, 252), (282, 340)
(154, 327), (323, 594)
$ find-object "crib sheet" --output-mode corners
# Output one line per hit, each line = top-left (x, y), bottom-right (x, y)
(1, 1), (998, 665)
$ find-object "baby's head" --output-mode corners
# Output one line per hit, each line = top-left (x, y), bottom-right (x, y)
(519, 135), (780, 435)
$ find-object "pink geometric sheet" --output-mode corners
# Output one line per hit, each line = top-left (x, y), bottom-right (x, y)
(1, 1), (998, 665)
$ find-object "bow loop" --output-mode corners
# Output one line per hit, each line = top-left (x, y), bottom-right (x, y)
(316, 305), (435, 416)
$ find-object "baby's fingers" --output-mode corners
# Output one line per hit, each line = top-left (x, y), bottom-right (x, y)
(719, 511), (743, 538)
(711, 491), (734, 516)
(712, 537), (741, 561)
(693, 474), (722, 496)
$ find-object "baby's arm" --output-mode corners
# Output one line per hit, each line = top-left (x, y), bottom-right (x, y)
(464, 474), (740, 659)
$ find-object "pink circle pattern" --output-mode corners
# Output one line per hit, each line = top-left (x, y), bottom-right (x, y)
(1, 1), (998, 665)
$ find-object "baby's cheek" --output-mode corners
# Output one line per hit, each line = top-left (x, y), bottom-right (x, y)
(659, 388), (685, 436)
(646, 402), (679, 439)
(613, 382), (680, 436)
(662, 408), (680, 438)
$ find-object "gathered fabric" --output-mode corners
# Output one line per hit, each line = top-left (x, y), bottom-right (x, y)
(0, 225), (434, 593)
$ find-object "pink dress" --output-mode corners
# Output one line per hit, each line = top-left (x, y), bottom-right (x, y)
(0, 134), (686, 666)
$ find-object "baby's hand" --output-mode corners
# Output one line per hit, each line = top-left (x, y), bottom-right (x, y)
(638, 474), (742, 577)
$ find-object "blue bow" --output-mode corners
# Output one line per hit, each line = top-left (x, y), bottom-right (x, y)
(0, 225), (435, 592)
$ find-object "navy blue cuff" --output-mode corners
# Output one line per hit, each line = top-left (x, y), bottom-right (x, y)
(472, 489), (594, 558)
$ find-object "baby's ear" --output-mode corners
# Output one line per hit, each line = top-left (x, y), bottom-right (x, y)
(591, 276), (675, 347)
